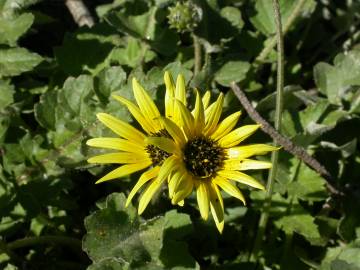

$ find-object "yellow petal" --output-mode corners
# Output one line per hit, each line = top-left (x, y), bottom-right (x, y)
(204, 93), (224, 135)
(97, 113), (146, 144)
(224, 159), (272, 171)
(218, 124), (260, 148)
(171, 174), (194, 205)
(164, 71), (175, 119)
(146, 137), (179, 155)
(226, 144), (279, 159)
(213, 176), (246, 205)
(132, 78), (162, 130)
(202, 91), (211, 109)
(168, 171), (184, 198)
(217, 170), (265, 190)
(95, 161), (151, 184)
(209, 183), (224, 233)
(88, 152), (148, 164)
(112, 95), (156, 134)
(175, 100), (195, 138)
(196, 181), (210, 220)
(86, 138), (144, 153)
(175, 74), (186, 105)
(138, 156), (178, 214)
(126, 166), (160, 207)
(160, 118), (186, 146)
(211, 111), (241, 141)
(193, 90), (205, 133)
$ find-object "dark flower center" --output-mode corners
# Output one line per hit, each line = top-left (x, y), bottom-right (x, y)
(183, 136), (225, 178)
(145, 129), (172, 166)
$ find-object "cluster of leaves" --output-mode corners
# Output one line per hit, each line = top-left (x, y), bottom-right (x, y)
(0, 0), (360, 269)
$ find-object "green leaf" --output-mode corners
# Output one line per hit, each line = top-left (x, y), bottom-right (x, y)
(54, 32), (113, 76)
(0, 13), (34, 46)
(83, 193), (198, 270)
(274, 205), (321, 245)
(110, 38), (155, 68)
(314, 50), (360, 105)
(214, 61), (250, 86)
(0, 47), (42, 77)
(320, 234), (360, 270)
(287, 159), (327, 202)
(58, 75), (94, 119)
(250, 0), (316, 36)
(0, 80), (14, 109)
(220, 7), (244, 30)
(94, 66), (127, 103)
(34, 90), (57, 130)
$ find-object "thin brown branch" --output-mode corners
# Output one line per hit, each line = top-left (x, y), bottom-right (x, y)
(65, 0), (95, 27)
(230, 82), (342, 196)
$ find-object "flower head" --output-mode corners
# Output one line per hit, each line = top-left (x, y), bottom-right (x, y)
(147, 80), (278, 233)
(87, 73), (186, 213)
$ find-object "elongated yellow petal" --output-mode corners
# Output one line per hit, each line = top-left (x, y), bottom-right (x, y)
(138, 156), (178, 214)
(164, 71), (175, 119)
(171, 174), (194, 204)
(160, 118), (186, 146)
(175, 74), (186, 105)
(224, 159), (272, 171)
(211, 111), (241, 141)
(95, 161), (151, 184)
(193, 90), (205, 134)
(168, 171), (184, 198)
(175, 100), (195, 138)
(226, 144), (279, 159)
(204, 93), (224, 135)
(218, 124), (260, 148)
(112, 95), (156, 134)
(217, 170), (265, 190)
(213, 176), (246, 205)
(209, 183), (224, 233)
(88, 152), (148, 164)
(126, 166), (160, 207)
(146, 137), (179, 155)
(97, 113), (146, 144)
(86, 138), (144, 153)
(132, 78), (162, 130)
(202, 91), (211, 109)
(196, 181), (210, 220)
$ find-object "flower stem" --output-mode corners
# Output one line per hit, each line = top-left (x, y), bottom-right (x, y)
(256, 0), (307, 63)
(251, 0), (284, 261)
(192, 33), (202, 76)
(7, 236), (82, 250)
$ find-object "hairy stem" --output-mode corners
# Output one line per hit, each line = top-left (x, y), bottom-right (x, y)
(251, 0), (284, 261)
(256, 0), (307, 63)
(192, 33), (202, 76)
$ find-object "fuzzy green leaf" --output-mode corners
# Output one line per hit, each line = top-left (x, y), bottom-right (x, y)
(83, 193), (198, 270)
(0, 13), (34, 46)
(0, 47), (42, 77)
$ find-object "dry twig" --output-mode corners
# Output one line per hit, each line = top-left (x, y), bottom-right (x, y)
(230, 83), (341, 196)
(65, 0), (94, 27)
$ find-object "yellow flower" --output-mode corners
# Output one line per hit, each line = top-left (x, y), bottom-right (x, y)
(87, 72), (186, 213)
(146, 86), (278, 233)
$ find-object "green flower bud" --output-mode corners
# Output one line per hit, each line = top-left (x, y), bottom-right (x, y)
(167, 1), (201, 33)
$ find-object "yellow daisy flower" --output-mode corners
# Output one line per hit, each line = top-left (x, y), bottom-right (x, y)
(146, 87), (278, 233)
(86, 72), (186, 212)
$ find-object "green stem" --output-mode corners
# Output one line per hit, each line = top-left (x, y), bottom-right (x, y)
(7, 236), (82, 250)
(256, 0), (307, 63)
(192, 33), (202, 76)
(251, 0), (284, 261)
